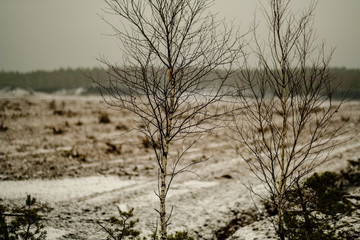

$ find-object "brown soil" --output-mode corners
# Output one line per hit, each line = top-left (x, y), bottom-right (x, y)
(1, 93), (359, 239)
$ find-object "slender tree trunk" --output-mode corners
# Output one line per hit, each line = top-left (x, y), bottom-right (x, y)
(160, 67), (175, 240)
(278, 60), (287, 240)
(160, 150), (168, 240)
(274, 3), (287, 237)
(273, 2), (288, 239)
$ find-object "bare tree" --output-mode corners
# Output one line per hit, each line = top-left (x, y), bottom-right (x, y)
(232, 0), (347, 239)
(93, 0), (242, 238)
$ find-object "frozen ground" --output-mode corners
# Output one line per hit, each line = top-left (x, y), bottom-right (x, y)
(1, 93), (359, 239)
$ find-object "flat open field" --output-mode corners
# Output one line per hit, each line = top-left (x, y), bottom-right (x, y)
(1, 92), (359, 239)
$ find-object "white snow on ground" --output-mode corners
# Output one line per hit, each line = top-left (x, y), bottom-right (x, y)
(0, 175), (139, 202)
(0, 175), (230, 239)
(230, 219), (275, 240)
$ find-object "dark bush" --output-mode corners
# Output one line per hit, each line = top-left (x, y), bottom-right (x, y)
(99, 112), (111, 124)
(106, 142), (122, 155)
(116, 123), (129, 131)
(0, 123), (8, 132)
(142, 137), (160, 149)
(53, 110), (65, 116)
(52, 126), (64, 135)
(142, 137), (152, 149)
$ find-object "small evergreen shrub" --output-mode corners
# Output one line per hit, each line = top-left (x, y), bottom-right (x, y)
(99, 207), (140, 240)
(0, 195), (47, 240)
(149, 231), (194, 240)
(100, 207), (194, 240)
(166, 231), (194, 240)
(283, 172), (354, 240)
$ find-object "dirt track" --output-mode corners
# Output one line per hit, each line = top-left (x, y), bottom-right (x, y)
(1, 93), (359, 239)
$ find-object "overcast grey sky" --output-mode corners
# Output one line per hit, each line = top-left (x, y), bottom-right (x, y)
(0, 0), (359, 72)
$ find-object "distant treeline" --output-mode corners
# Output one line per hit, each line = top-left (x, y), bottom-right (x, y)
(329, 67), (360, 99)
(0, 67), (359, 97)
(0, 68), (107, 94)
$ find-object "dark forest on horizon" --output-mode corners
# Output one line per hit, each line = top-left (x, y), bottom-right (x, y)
(1, 67), (359, 98)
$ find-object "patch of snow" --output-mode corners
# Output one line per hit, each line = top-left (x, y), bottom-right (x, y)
(229, 219), (275, 240)
(0, 176), (138, 203)
(45, 227), (68, 239)
(0, 87), (34, 96)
